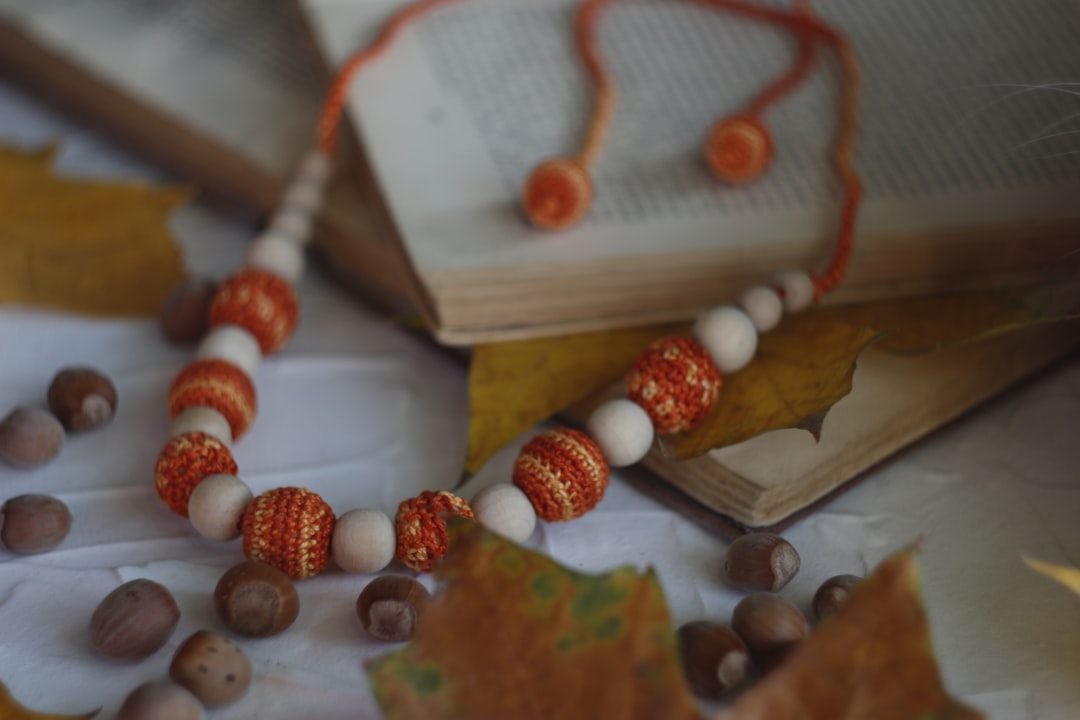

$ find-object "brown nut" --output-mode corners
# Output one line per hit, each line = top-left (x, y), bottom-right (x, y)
(118, 682), (205, 720)
(169, 630), (252, 708)
(161, 280), (216, 345)
(676, 620), (751, 698)
(214, 560), (300, 638)
(356, 575), (431, 642)
(731, 592), (807, 674)
(90, 579), (181, 660)
(813, 573), (862, 621)
(724, 533), (800, 592)
(0, 407), (64, 468)
(1, 494), (72, 553)
(47, 367), (118, 431)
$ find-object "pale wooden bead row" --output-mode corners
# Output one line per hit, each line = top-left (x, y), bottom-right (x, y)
(197, 324), (262, 377)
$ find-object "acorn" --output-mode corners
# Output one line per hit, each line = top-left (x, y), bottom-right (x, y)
(169, 630), (252, 707)
(214, 560), (300, 638)
(356, 575), (431, 642)
(0, 407), (64, 468)
(118, 682), (205, 720)
(90, 579), (181, 660)
(724, 533), (800, 592)
(676, 621), (751, 698)
(47, 367), (118, 431)
(731, 592), (807, 674)
(0, 494), (72, 553)
(161, 280), (217, 345)
(813, 574), (863, 621)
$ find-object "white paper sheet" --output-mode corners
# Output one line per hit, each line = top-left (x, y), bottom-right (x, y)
(1, 81), (1079, 719)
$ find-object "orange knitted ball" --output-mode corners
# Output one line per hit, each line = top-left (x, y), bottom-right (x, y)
(512, 427), (610, 522)
(395, 490), (474, 572)
(154, 432), (238, 517)
(704, 115), (773, 185)
(242, 487), (335, 580)
(168, 359), (257, 440)
(626, 336), (722, 435)
(209, 268), (299, 355)
(521, 157), (594, 230)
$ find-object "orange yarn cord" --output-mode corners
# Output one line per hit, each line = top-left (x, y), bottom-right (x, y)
(744, 0), (817, 118)
(574, 0), (616, 169)
(691, 0), (862, 299)
(316, 0), (457, 154)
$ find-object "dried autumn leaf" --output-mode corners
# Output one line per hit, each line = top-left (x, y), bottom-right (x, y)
(465, 322), (674, 474)
(368, 520), (703, 720)
(715, 546), (984, 720)
(668, 316), (880, 459)
(1022, 555), (1080, 599)
(816, 282), (1080, 355)
(0, 144), (190, 316)
(0, 682), (98, 720)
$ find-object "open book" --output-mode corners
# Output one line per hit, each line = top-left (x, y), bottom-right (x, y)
(297, 0), (1080, 344)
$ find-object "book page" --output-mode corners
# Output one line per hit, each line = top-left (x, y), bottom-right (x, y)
(0, 0), (322, 177)
(302, 0), (1080, 275)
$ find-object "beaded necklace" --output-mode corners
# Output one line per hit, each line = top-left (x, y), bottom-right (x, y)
(153, 0), (862, 582)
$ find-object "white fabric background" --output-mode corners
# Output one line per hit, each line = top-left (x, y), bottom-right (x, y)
(0, 82), (1078, 719)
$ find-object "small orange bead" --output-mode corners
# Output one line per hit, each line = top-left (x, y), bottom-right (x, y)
(242, 487), (335, 580)
(704, 115), (773, 184)
(209, 268), (299, 355)
(626, 336), (722, 435)
(154, 432), (238, 517)
(168, 359), (257, 440)
(395, 490), (474, 572)
(513, 428), (610, 522)
(521, 157), (594, 231)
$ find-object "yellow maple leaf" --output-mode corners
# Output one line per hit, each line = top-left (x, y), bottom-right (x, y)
(0, 144), (190, 316)
(0, 682), (98, 720)
(1023, 556), (1080, 599)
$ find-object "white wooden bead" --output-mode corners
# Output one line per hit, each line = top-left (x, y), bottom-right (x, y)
(692, 305), (758, 373)
(331, 509), (396, 574)
(246, 232), (304, 284)
(170, 406), (233, 446)
(471, 483), (536, 543)
(269, 208), (314, 245)
(282, 182), (323, 216)
(297, 149), (332, 187)
(773, 269), (815, 313)
(187, 474), (253, 541)
(197, 325), (261, 377)
(585, 398), (654, 467)
(738, 285), (784, 333)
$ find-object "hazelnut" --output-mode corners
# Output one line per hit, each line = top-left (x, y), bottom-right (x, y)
(161, 280), (216, 345)
(813, 573), (862, 621)
(118, 682), (205, 720)
(0, 494), (72, 553)
(356, 575), (431, 642)
(724, 533), (800, 592)
(676, 621), (751, 698)
(731, 592), (807, 674)
(0, 407), (64, 468)
(169, 630), (252, 707)
(90, 579), (181, 660)
(46, 367), (118, 431)
(214, 560), (300, 638)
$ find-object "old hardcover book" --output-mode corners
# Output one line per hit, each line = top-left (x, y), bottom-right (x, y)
(3, 0), (1079, 345)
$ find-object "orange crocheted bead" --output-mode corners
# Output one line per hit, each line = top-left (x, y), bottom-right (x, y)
(395, 490), (474, 572)
(168, 359), (257, 440)
(626, 336), (722, 435)
(242, 487), (335, 580)
(704, 115), (773, 185)
(209, 268), (299, 355)
(521, 157), (594, 230)
(512, 428), (610, 522)
(153, 432), (238, 517)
